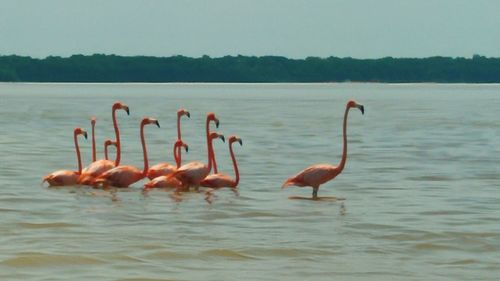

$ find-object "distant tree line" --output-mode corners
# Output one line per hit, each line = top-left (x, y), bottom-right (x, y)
(0, 54), (499, 83)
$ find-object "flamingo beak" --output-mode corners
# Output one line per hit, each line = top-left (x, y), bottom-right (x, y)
(184, 144), (189, 153)
(219, 135), (225, 143)
(215, 118), (220, 128)
(237, 138), (243, 146)
(356, 104), (365, 115)
(154, 120), (160, 128)
(124, 106), (130, 115)
(83, 131), (88, 139)
(185, 111), (191, 118)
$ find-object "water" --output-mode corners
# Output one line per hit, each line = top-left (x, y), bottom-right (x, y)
(0, 83), (499, 280)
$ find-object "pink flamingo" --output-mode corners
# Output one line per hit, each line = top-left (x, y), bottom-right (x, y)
(93, 117), (160, 188)
(143, 139), (189, 189)
(282, 100), (364, 200)
(174, 131), (224, 191)
(78, 102), (129, 185)
(173, 112), (222, 190)
(147, 108), (190, 180)
(42, 128), (87, 186)
(201, 135), (242, 191)
(104, 139), (117, 160)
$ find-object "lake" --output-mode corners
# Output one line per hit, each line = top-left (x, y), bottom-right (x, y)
(0, 83), (499, 280)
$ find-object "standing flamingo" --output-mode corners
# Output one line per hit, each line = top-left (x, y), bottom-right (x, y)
(174, 131), (224, 190)
(173, 112), (222, 190)
(147, 108), (190, 180)
(78, 102), (129, 185)
(42, 128), (87, 186)
(201, 135), (242, 190)
(282, 100), (364, 200)
(143, 139), (189, 189)
(94, 118), (160, 188)
(104, 139), (117, 160)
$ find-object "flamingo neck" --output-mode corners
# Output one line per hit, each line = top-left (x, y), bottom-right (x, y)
(211, 139), (218, 174)
(173, 141), (180, 168)
(205, 119), (212, 173)
(112, 107), (121, 166)
(229, 142), (239, 187)
(91, 121), (96, 162)
(177, 114), (182, 140)
(104, 142), (109, 160)
(74, 132), (83, 174)
(338, 105), (350, 171)
(140, 122), (149, 176)
(175, 115), (182, 169)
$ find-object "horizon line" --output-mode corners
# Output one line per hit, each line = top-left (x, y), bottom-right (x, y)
(1, 53), (497, 60)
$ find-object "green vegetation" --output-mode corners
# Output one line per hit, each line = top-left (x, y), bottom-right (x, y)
(0, 54), (499, 83)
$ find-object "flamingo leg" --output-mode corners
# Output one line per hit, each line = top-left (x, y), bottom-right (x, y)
(204, 188), (216, 203)
(231, 188), (239, 197)
(312, 186), (319, 200)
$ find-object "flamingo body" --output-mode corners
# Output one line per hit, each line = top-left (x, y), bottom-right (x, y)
(79, 159), (115, 185)
(146, 163), (176, 180)
(43, 170), (80, 186)
(144, 174), (184, 189)
(282, 164), (339, 189)
(95, 165), (143, 188)
(174, 161), (210, 187)
(200, 173), (235, 188)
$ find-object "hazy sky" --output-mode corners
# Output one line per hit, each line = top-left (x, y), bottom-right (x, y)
(1, 0), (499, 58)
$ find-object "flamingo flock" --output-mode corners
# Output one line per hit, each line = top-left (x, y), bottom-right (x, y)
(42, 102), (243, 198)
(43, 99), (364, 201)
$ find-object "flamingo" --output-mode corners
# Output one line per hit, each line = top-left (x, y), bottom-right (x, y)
(173, 112), (222, 190)
(42, 128), (87, 186)
(174, 131), (224, 191)
(147, 108), (190, 180)
(78, 102), (129, 185)
(143, 139), (189, 189)
(282, 100), (364, 200)
(93, 117), (160, 188)
(201, 135), (242, 191)
(104, 139), (117, 160)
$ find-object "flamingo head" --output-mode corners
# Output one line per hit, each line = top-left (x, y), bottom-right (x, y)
(91, 116), (96, 126)
(209, 132), (225, 143)
(207, 112), (219, 128)
(229, 135), (243, 146)
(347, 100), (364, 115)
(104, 139), (117, 147)
(174, 139), (189, 153)
(142, 117), (160, 128)
(74, 128), (88, 139)
(177, 108), (191, 118)
(113, 102), (130, 115)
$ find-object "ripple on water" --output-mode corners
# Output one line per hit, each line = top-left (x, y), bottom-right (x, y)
(146, 251), (194, 260)
(406, 175), (456, 181)
(119, 279), (180, 281)
(17, 222), (78, 229)
(200, 249), (256, 260)
(1, 253), (103, 267)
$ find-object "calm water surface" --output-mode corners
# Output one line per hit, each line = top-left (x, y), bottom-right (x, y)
(0, 83), (499, 280)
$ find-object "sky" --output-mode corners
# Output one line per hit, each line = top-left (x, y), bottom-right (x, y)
(0, 0), (499, 59)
